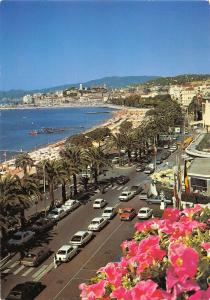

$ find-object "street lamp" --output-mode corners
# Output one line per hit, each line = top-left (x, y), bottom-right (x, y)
(43, 162), (47, 217)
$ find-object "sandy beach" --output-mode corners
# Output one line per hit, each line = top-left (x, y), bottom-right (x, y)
(0, 106), (149, 176)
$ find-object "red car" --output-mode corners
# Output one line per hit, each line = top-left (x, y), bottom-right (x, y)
(119, 208), (136, 221)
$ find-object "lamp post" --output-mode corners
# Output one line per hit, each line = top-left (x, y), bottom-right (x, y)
(43, 162), (47, 217)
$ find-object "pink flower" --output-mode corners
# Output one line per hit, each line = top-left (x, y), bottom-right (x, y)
(98, 262), (126, 287)
(121, 239), (138, 257)
(169, 243), (199, 281)
(79, 280), (107, 299)
(163, 208), (180, 222)
(188, 287), (210, 300)
(135, 218), (159, 233)
(201, 242), (210, 252)
(166, 267), (200, 295)
(182, 204), (203, 220)
(110, 287), (132, 300)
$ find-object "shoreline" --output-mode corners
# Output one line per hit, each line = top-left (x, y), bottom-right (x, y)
(0, 103), (122, 111)
(1, 106), (149, 176)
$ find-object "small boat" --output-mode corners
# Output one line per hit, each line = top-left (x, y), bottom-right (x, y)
(29, 130), (38, 136)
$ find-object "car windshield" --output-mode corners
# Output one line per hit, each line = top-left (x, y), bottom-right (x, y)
(131, 186), (138, 190)
(51, 211), (58, 215)
(140, 210), (147, 214)
(121, 209), (131, 213)
(57, 250), (68, 255)
(91, 221), (100, 225)
(71, 235), (82, 242)
(13, 234), (22, 240)
(104, 209), (112, 213)
(121, 192), (129, 196)
(94, 200), (101, 204)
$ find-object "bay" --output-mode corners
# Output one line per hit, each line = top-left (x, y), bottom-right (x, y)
(0, 106), (116, 162)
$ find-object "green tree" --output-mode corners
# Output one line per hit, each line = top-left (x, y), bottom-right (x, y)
(60, 147), (83, 195)
(15, 153), (34, 175)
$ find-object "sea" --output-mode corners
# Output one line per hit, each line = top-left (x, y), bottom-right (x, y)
(0, 106), (116, 162)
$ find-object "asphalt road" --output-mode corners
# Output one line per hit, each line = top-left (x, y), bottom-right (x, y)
(1, 146), (182, 300)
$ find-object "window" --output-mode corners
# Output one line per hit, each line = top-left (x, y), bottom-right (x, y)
(191, 177), (207, 192)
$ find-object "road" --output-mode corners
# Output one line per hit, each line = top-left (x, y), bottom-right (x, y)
(1, 146), (182, 300)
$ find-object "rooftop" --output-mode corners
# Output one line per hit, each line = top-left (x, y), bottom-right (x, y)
(188, 158), (210, 178)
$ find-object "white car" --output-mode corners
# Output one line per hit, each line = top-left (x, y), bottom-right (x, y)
(56, 245), (78, 262)
(62, 199), (80, 212)
(8, 231), (35, 246)
(70, 231), (93, 247)
(93, 198), (107, 208)
(47, 208), (67, 221)
(102, 206), (116, 220)
(119, 191), (134, 202)
(137, 207), (153, 219)
(88, 217), (108, 231)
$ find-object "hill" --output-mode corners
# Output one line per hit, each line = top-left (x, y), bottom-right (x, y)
(0, 76), (159, 100)
(144, 74), (210, 86)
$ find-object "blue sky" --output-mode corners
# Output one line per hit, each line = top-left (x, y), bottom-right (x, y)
(0, 1), (210, 90)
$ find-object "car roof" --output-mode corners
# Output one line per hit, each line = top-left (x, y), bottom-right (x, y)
(91, 217), (103, 222)
(58, 245), (72, 251)
(94, 198), (103, 201)
(139, 207), (150, 210)
(74, 231), (88, 236)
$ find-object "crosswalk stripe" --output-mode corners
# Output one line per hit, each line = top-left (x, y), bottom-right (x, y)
(122, 186), (128, 190)
(32, 264), (48, 278)
(13, 265), (25, 275)
(22, 267), (35, 277)
(117, 186), (123, 190)
(112, 186), (117, 190)
(33, 262), (54, 282)
(9, 261), (19, 269)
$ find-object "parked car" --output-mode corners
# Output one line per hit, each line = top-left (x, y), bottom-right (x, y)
(139, 192), (148, 201)
(47, 208), (66, 221)
(5, 281), (44, 300)
(93, 198), (107, 208)
(119, 208), (136, 221)
(88, 217), (108, 231)
(116, 175), (129, 185)
(8, 231), (35, 247)
(163, 144), (169, 149)
(146, 196), (172, 205)
(102, 206), (117, 220)
(56, 245), (78, 262)
(111, 156), (120, 164)
(128, 185), (142, 195)
(31, 218), (55, 234)
(144, 167), (154, 174)
(119, 191), (135, 202)
(70, 231), (93, 247)
(136, 165), (145, 172)
(137, 207), (153, 219)
(62, 199), (80, 213)
(156, 158), (163, 165)
(20, 246), (50, 267)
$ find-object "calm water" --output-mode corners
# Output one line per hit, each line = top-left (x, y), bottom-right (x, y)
(0, 107), (116, 162)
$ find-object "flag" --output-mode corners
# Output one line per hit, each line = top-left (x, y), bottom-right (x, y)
(184, 160), (190, 193)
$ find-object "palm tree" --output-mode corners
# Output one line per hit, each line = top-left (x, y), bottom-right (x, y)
(84, 147), (110, 185)
(60, 147), (83, 195)
(37, 160), (59, 209)
(15, 153), (34, 175)
(55, 160), (71, 204)
(110, 133), (125, 165)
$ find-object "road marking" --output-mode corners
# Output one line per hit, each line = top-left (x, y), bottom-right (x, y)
(32, 264), (48, 278)
(22, 267), (35, 277)
(114, 202), (120, 208)
(33, 262), (54, 282)
(2, 268), (11, 274)
(13, 265), (25, 275)
(9, 261), (19, 268)
(117, 186), (123, 190)
(122, 186), (128, 190)
(112, 185), (117, 190)
(53, 222), (124, 300)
